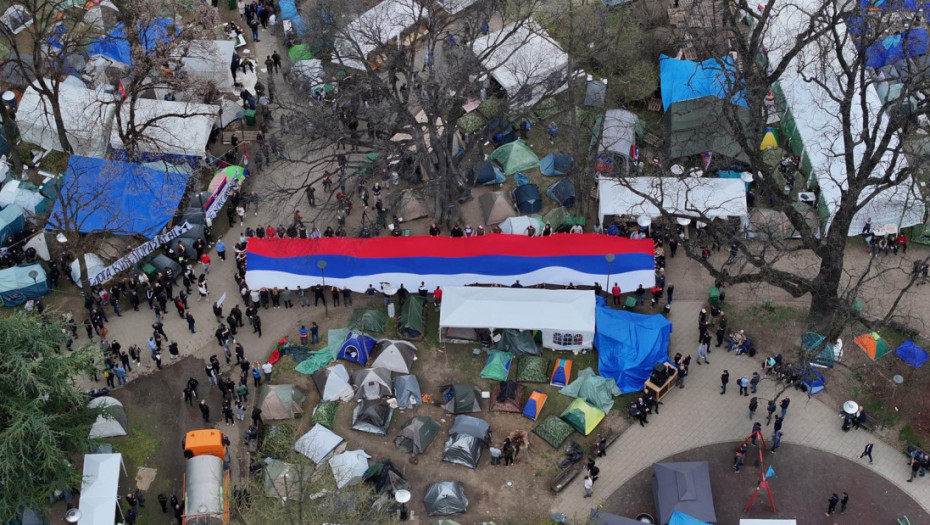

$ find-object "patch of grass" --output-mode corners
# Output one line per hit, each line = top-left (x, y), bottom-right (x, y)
(273, 354), (300, 383)
(259, 422), (301, 461)
(900, 425), (922, 447)
(118, 427), (160, 468)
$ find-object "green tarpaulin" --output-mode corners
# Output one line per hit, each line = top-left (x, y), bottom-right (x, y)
(663, 96), (752, 162)
(458, 112), (486, 134)
(558, 367), (622, 413)
(288, 44), (313, 62)
(534, 416), (574, 448)
(295, 329), (349, 375)
(516, 356), (549, 382)
(348, 309), (387, 333)
(489, 140), (540, 175)
(480, 351), (513, 381)
(399, 295), (425, 339)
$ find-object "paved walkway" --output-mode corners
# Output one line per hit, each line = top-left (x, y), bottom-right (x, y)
(550, 300), (930, 520)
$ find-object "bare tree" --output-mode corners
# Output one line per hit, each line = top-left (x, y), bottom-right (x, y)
(598, 0), (930, 348)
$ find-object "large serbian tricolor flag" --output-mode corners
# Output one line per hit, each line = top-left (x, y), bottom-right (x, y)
(245, 235), (655, 293)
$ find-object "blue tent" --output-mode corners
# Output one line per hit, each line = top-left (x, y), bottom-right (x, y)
(546, 178), (576, 209)
(50, 156), (189, 238)
(337, 332), (377, 365)
(88, 19), (177, 66)
(864, 29), (929, 68)
(668, 511), (710, 525)
(0, 205), (25, 247)
(0, 264), (49, 306)
(895, 340), (929, 369)
(594, 297), (672, 393)
(540, 152), (575, 176)
(799, 365), (826, 395)
(472, 161), (505, 186)
(512, 184), (542, 213)
(659, 54), (747, 111)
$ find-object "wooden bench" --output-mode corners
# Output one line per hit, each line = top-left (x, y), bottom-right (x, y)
(549, 461), (584, 493)
(648, 97), (663, 112)
(222, 130), (262, 144)
(644, 132), (663, 146)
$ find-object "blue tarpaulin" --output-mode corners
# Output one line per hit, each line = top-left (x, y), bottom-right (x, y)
(594, 297), (672, 393)
(88, 19), (177, 65)
(659, 54), (747, 111)
(50, 156), (189, 238)
(668, 511), (710, 525)
(280, 0), (299, 19)
(860, 0), (918, 10)
(864, 29), (929, 68)
(895, 340), (929, 368)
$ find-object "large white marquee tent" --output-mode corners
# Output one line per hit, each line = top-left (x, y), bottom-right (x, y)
(439, 287), (596, 351)
(16, 83), (116, 157)
(597, 176), (748, 227)
(334, 0), (425, 71)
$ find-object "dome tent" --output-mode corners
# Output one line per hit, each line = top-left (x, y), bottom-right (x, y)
(371, 339), (417, 374)
(351, 400), (394, 435)
(394, 415), (440, 454)
(351, 367), (393, 400)
(337, 332), (377, 365)
(312, 364), (355, 402)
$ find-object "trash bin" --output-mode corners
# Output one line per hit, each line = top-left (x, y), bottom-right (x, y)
(708, 286), (720, 306)
(624, 296), (637, 310)
(244, 109), (256, 126)
(228, 0), (237, 9)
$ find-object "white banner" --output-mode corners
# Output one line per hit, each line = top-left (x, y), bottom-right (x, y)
(216, 292), (227, 307)
(88, 222), (194, 286)
(206, 178), (234, 221)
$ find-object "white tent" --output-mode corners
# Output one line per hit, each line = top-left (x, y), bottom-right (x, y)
(597, 176), (748, 227)
(16, 83), (116, 158)
(87, 396), (128, 438)
(761, 0), (923, 235)
(71, 254), (107, 284)
(328, 450), (371, 489)
(0, 180), (48, 215)
(440, 287), (596, 351)
(739, 521), (797, 525)
(78, 453), (123, 525)
(499, 216), (543, 236)
(109, 98), (218, 161)
(472, 21), (571, 107)
(179, 40), (236, 92)
(312, 364), (355, 401)
(1, 5), (33, 35)
(435, 0), (479, 14)
(295, 424), (344, 464)
(335, 0), (426, 70)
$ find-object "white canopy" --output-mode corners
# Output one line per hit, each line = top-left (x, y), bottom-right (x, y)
(472, 21), (570, 107)
(0, 180), (47, 215)
(294, 424), (343, 464)
(110, 98), (218, 160)
(739, 521), (797, 525)
(598, 176), (748, 227)
(600, 109), (637, 158)
(335, 0), (425, 70)
(328, 450), (371, 489)
(78, 453), (123, 525)
(762, 0), (923, 235)
(439, 287), (596, 350)
(16, 83), (116, 157)
(179, 40), (236, 92)
(87, 396), (128, 438)
(499, 216), (543, 236)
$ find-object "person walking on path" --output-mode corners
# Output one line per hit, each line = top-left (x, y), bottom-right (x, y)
(611, 283), (621, 305)
(262, 361), (273, 382)
(749, 397), (758, 419)
(182, 386), (194, 406)
(751, 422), (762, 444)
(222, 404), (234, 425)
(771, 429), (782, 453)
(766, 399), (777, 425)
(186, 310), (196, 333)
(773, 415), (783, 433)
(720, 370), (730, 394)
(251, 364), (262, 387)
(739, 376), (749, 396)
(750, 372), (760, 393)
(199, 401), (210, 422)
(859, 441), (874, 463)
(583, 476), (593, 498)
(840, 492), (849, 513)
(251, 406), (263, 426)
(780, 397), (791, 418)
(908, 455), (921, 481)
(733, 444), (746, 473)
(696, 341), (709, 365)
(826, 493), (839, 515)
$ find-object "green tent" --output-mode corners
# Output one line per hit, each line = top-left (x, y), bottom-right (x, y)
(480, 351), (513, 381)
(543, 206), (568, 229)
(496, 329), (540, 355)
(516, 356), (549, 382)
(558, 368), (622, 413)
(348, 309), (387, 333)
(399, 295), (425, 339)
(264, 460), (313, 499)
(533, 416), (574, 448)
(662, 96), (752, 162)
(489, 140), (540, 175)
(288, 44), (313, 62)
(394, 416), (441, 454)
(560, 398), (606, 436)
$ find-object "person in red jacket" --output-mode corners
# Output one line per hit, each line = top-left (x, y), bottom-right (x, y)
(433, 286), (442, 307)
(611, 283), (621, 305)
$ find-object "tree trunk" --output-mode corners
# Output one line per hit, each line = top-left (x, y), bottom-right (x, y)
(0, 105), (23, 171)
(807, 246), (845, 337)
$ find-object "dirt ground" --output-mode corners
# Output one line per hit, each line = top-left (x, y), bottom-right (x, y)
(274, 331), (630, 523)
(601, 441), (930, 524)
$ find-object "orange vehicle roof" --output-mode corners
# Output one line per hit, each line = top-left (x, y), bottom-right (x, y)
(184, 429), (226, 459)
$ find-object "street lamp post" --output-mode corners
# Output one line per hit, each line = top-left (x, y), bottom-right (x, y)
(317, 260), (328, 317)
(881, 374), (904, 430)
(605, 253), (615, 292)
